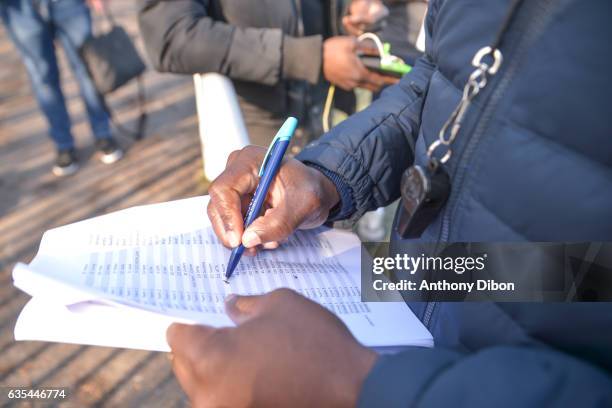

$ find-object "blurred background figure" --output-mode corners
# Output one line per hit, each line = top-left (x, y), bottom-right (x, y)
(138, 0), (396, 153)
(0, 0), (123, 177)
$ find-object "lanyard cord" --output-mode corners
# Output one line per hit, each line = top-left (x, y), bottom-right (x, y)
(427, 0), (527, 164)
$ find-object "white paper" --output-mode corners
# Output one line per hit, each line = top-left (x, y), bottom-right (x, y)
(13, 196), (432, 351)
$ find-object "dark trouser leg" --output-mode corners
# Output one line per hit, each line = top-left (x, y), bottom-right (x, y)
(52, 0), (111, 140)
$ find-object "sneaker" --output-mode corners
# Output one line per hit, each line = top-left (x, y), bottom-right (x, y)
(52, 148), (79, 177)
(96, 137), (124, 164)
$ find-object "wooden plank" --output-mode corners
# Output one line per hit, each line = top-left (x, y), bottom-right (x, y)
(0, 148), (204, 286)
(96, 353), (175, 407)
(31, 346), (118, 390)
(135, 370), (190, 408)
(68, 350), (153, 406)
(1, 344), (85, 387)
(0, 2), (202, 405)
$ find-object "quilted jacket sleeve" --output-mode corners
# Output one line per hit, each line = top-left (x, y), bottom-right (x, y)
(296, 0), (441, 220)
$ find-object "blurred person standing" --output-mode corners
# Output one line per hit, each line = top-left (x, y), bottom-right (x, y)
(138, 0), (397, 149)
(0, 0), (123, 177)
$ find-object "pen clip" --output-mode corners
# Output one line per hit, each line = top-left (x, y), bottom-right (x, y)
(259, 138), (278, 177)
(258, 117), (298, 177)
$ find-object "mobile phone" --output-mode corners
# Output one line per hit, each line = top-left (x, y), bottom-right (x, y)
(359, 54), (411, 78)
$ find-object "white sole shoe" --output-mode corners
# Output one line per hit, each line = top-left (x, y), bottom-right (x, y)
(99, 149), (124, 164)
(52, 162), (79, 177)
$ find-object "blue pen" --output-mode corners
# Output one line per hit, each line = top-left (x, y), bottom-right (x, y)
(224, 117), (298, 281)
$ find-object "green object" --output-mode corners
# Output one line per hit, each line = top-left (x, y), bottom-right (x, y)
(380, 42), (412, 75)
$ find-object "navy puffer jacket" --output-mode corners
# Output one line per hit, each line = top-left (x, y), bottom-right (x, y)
(298, 0), (612, 406)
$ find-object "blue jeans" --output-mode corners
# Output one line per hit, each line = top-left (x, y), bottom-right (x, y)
(0, 0), (111, 150)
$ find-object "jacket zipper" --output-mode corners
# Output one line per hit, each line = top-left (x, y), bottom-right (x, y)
(423, 0), (561, 329)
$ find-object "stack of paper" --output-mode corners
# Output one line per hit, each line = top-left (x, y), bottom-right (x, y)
(13, 196), (432, 352)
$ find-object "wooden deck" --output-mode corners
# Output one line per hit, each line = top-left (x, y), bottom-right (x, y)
(0, 3), (207, 407)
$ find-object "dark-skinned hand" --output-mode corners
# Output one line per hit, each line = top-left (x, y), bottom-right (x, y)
(323, 36), (398, 92)
(207, 145), (340, 254)
(168, 289), (378, 408)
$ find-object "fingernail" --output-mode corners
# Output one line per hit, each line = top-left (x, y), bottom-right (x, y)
(262, 241), (279, 250)
(227, 231), (240, 248)
(242, 230), (261, 248)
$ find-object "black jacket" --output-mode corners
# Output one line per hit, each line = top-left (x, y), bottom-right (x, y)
(138, 0), (346, 143)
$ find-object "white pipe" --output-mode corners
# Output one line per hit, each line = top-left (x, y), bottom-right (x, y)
(193, 73), (250, 181)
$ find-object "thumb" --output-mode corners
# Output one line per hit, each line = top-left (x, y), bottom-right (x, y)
(241, 205), (298, 248)
(225, 293), (266, 325)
